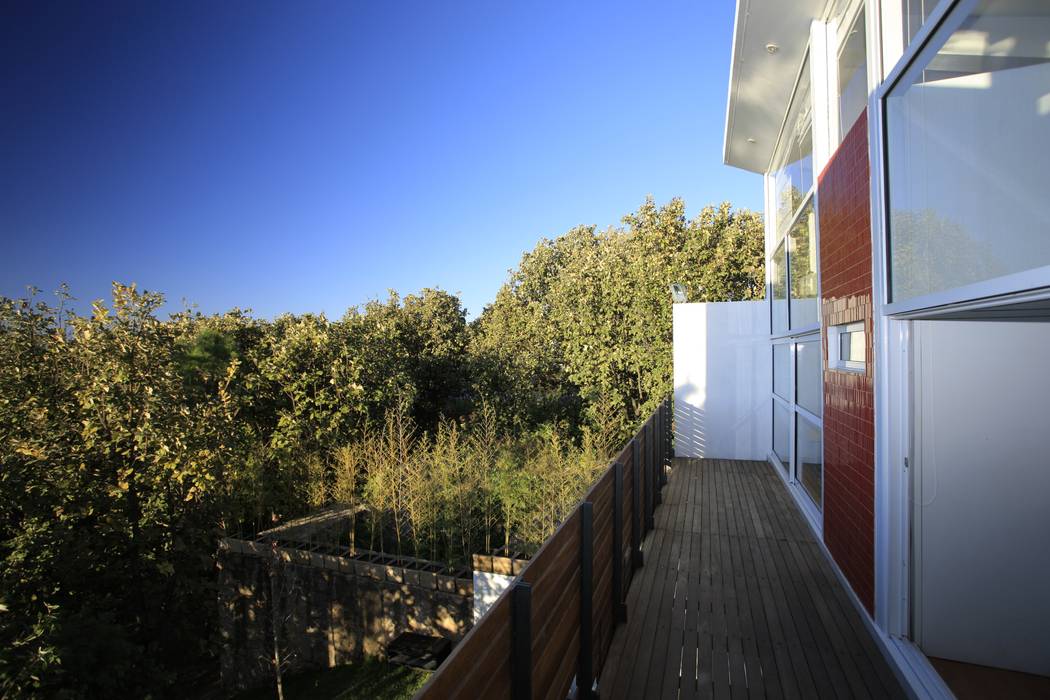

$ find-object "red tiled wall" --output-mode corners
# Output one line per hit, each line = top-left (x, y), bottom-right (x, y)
(817, 111), (875, 616)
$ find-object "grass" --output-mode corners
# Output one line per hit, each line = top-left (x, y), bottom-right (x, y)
(231, 659), (429, 700)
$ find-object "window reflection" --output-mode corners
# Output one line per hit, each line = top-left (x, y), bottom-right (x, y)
(774, 401), (791, 467)
(774, 343), (791, 400)
(771, 240), (789, 334)
(773, 56), (814, 235)
(797, 416), (822, 511)
(902, 0), (935, 48)
(789, 203), (819, 329)
(887, 0), (1050, 304)
(796, 340), (822, 416)
(838, 11), (867, 141)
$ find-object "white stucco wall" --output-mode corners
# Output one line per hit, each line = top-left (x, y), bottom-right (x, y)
(673, 301), (770, 460)
(472, 570), (515, 624)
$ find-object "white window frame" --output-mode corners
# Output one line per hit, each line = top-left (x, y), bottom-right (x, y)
(828, 321), (866, 372)
(874, 0), (1050, 317)
(870, 3), (987, 698)
(769, 334), (824, 536)
(834, 3), (870, 146)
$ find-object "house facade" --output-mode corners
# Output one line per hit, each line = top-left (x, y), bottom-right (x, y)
(723, 0), (1050, 697)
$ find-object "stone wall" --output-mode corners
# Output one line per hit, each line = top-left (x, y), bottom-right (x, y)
(218, 538), (473, 692)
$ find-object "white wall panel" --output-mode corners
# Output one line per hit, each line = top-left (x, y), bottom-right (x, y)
(673, 302), (770, 460)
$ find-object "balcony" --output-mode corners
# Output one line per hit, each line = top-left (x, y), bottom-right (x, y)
(414, 402), (906, 699)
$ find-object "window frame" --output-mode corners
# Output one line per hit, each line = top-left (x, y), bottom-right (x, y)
(767, 47), (821, 340)
(769, 334), (824, 531)
(835, 4), (869, 144)
(874, 0), (1050, 317)
(829, 321), (866, 372)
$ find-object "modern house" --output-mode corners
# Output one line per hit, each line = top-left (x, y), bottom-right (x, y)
(718, 0), (1050, 697)
(414, 2), (1049, 698)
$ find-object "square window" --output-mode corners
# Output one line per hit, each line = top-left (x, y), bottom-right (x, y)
(829, 321), (865, 372)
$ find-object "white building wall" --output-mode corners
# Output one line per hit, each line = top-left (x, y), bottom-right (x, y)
(673, 301), (770, 460)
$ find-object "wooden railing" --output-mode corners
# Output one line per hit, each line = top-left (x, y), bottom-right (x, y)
(414, 397), (672, 700)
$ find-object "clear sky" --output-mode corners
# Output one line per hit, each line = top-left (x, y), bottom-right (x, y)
(1, 0), (760, 319)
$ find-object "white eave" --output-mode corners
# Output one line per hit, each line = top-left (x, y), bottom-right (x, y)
(723, 0), (825, 174)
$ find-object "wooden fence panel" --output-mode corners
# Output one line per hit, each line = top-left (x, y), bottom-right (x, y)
(415, 397), (671, 700)
(522, 508), (581, 700)
(414, 590), (513, 698)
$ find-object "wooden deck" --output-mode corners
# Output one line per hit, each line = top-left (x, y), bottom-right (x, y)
(599, 458), (906, 699)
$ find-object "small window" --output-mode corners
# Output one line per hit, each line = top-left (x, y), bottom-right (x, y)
(829, 321), (865, 372)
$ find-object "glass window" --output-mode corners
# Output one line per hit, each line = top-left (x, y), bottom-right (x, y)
(837, 11), (868, 141)
(789, 202), (819, 329)
(840, 327), (864, 363)
(772, 56), (814, 235)
(829, 321), (866, 371)
(886, 0), (1050, 305)
(902, 0), (936, 48)
(773, 343), (791, 400)
(797, 416), (823, 511)
(796, 340), (822, 416)
(774, 401), (791, 467)
(771, 239), (789, 334)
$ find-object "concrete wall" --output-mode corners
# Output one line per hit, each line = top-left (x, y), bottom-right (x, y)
(672, 301), (770, 460)
(217, 539), (472, 692)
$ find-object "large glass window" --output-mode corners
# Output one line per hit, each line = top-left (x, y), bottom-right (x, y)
(789, 202), (819, 329)
(773, 343), (791, 399)
(772, 56), (814, 235)
(771, 240), (789, 334)
(774, 401), (791, 467)
(797, 416), (823, 511)
(886, 0), (1050, 305)
(796, 340), (822, 416)
(902, 0), (936, 48)
(837, 11), (868, 141)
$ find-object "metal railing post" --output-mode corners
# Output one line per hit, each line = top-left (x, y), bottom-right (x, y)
(665, 398), (672, 476)
(612, 461), (626, 622)
(578, 502), (595, 700)
(651, 419), (662, 507)
(631, 438), (643, 568)
(645, 423), (655, 530)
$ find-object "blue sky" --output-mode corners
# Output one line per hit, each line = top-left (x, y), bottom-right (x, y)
(1, 0), (760, 319)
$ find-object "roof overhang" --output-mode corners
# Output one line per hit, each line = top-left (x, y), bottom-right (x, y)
(723, 0), (825, 174)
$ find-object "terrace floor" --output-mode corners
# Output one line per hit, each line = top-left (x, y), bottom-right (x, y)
(599, 458), (906, 699)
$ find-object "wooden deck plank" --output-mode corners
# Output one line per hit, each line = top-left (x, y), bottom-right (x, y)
(633, 456), (689, 699)
(598, 458), (906, 700)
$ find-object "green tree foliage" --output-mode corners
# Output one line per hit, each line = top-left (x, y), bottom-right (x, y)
(474, 197), (764, 440)
(0, 197), (762, 697)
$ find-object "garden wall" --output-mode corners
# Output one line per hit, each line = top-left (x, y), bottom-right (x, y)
(217, 538), (473, 692)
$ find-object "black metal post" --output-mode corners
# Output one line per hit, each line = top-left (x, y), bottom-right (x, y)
(630, 438), (643, 568)
(612, 461), (626, 623)
(660, 402), (668, 486)
(651, 420), (662, 507)
(578, 502), (595, 700)
(665, 399), (673, 477)
(512, 581), (532, 700)
(657, 406), (665, 488)
(644, 423), (655, 530)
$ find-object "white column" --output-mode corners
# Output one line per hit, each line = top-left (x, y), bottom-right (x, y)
(809, 19), (838, 174)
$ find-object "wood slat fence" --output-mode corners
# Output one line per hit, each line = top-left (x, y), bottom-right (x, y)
(414, 397), (673, 700)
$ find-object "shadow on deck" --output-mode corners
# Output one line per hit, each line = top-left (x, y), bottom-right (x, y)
(599, 458), (905, 699)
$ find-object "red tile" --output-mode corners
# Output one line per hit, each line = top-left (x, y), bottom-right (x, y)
(816, 109), (876, 616)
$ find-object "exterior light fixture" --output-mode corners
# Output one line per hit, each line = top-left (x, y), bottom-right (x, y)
(670, 283), (688, 303)
(765, 43), (779, 54)
(747, 138), (757, 143)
